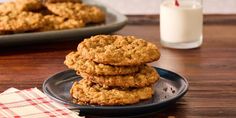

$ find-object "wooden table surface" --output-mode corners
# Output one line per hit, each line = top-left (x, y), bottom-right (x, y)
(0, 16), (236, 118)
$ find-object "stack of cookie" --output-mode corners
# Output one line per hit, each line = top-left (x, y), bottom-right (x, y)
(0, 0), (105, 34)
(64, 35), (161, 105)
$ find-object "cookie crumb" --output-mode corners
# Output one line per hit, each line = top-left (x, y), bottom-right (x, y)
(172, 90), (175, 94)
(163, 87), (168, 92)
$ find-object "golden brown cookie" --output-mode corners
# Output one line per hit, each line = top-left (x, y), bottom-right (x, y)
(77, 35), (161, 66)
(80, 65), (159, 88)
(44, 0), (81, 3)
(0, 12), (45, 32)
(0, 0), (42, 14)
(70, 79), (154, 105)
(0, 2), (17, 15)
(39, 15), (85, 31)
(15, 0), (42, 11)
(64, 51), (140, 75)
(45, 2), (105, 23)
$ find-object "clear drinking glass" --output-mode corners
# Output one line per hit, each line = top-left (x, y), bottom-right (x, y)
(160, 0), (203, 49)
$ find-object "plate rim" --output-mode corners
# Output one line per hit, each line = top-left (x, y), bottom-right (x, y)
(42, 67), (189, 110)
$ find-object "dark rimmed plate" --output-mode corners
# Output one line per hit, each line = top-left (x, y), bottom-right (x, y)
(0, 0), (127, 47)
(43, 67), (188, 117)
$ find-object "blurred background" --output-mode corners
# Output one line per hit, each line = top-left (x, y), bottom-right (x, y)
(100, 0), (236, 15)
(0, 0), (236, 14)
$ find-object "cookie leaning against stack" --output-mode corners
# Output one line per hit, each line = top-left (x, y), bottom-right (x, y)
(64, 35), (161, 105)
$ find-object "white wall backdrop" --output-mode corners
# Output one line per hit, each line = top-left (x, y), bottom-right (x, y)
(99, 0), (236, 15)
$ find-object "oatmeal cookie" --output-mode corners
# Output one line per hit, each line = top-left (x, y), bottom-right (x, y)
(64, 51), (140, 75)
(15, 0), (42, 11)
(0, 2), (18, 14)
(0, 12), (45, 32)
(80, 65), (159, 88)
(44, 0), (81, 3)
(70, 79), (154, 105)
(45, 2), (105, 23)
(0, 0), (42, 14)
(77, 35), (160, 66)
(39, 15), (85, 31)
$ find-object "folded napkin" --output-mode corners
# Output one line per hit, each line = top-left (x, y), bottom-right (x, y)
(0, 88), (82, 118)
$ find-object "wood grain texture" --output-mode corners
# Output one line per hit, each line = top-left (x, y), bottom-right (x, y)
(0, 16), (236, 118)
(128, 15), (236, 25)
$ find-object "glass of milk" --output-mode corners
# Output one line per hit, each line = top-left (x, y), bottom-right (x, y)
(160, 0), (203, 49)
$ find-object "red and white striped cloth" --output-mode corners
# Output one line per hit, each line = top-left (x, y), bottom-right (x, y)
(0, 88), (82, 118)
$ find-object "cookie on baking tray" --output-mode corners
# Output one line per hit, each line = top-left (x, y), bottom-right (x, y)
(80, 65), (159, 88)
(0, 0), (42, 14)
(70, 79), (154, 105)
(77, 35), (160, 66)
(0, 0), (106, 34)
(15, 0), (43, 11)
(45, 2), (105, 23)
(39, 15), (85, 31)
(64, 51), (140, 75)
(44, 0), (81, 3)
(0, 11), (45, 33)
(0, 2), (18, 15)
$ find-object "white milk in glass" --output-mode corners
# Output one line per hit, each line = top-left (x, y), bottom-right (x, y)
(160, 0), (203, 49)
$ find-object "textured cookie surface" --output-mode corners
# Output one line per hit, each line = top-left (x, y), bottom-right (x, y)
(70, 79), (154, 105)
(64, 51), (140, 75)
(0, 12), (45, 32)
(0, 0), (42, 14)
(45, 2), (105, 23)
(15, 0), (42, 11)
(77, 35), (160, 66)
(44, 0), (81, 3)
(0, 2), (18, 14)
(40, 15), (85, 31)
(80, 65), (159, 87)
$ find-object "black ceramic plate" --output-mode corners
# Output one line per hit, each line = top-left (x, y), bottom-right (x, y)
(43, 67), (188, 117)
(0, 0), (127, 47)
